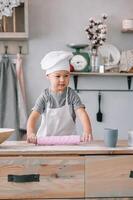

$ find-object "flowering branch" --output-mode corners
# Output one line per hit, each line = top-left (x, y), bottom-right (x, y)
(85, 14), (108, 52)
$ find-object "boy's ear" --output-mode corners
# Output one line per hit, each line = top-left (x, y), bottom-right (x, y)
(46, 74), (49, 79)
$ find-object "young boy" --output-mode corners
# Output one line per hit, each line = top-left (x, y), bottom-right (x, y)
(27, 51), (93, 144)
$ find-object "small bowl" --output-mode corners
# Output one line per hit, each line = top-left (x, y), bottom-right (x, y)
(0, 128), (15, 144)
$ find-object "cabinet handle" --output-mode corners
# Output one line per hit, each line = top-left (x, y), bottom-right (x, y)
(129, 171), (133, 178)
(8, 174), (40, 183)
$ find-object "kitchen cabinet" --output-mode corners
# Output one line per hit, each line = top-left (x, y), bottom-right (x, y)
(0, 156), (84, 199)
(0, 0), (28, 39)
(85, 155), (133, 198)
(0, 141), (133, 199)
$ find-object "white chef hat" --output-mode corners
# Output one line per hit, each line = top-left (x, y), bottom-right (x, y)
(41, 51), (73, 75)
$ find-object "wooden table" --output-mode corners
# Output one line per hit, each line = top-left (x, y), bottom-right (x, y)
(0, 140), (133, 199)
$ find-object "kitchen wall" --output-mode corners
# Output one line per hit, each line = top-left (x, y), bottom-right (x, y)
(25, 0), (133, 139)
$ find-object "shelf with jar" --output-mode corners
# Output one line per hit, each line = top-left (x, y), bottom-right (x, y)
(70, 71), (133, 92)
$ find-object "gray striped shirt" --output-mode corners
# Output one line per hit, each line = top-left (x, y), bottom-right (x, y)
(32, 87), (85, 122)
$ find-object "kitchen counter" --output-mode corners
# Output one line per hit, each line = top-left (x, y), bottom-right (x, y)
(0, 140), (132, 156)
(0, 140), (133, 199)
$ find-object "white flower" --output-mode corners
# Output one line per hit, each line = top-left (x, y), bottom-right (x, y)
(102, 13), (108, 20)
(85, 13), (108, 50)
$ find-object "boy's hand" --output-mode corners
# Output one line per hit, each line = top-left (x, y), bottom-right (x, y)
(81, 132), (93, 143)
(27, 133), (37, 144)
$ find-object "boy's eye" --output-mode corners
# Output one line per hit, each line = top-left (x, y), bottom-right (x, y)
(65, 75), (69, 77)
(55, 75), (60, 78)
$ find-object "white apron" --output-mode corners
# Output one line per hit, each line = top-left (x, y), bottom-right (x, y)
(37, 88), (77, 137)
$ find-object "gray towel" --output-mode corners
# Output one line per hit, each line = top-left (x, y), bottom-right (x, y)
(0, 56), (20, 140)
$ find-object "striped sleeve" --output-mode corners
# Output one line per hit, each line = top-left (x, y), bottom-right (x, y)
(68, 88), (85, 110)
(32, 92), (46, 114)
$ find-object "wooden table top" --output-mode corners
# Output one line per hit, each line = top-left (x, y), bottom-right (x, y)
(0, 140), (133, 156)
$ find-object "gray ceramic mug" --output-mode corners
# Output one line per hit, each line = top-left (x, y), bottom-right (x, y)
(104, 128), (118, 147)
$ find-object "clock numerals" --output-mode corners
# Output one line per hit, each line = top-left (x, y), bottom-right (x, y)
(70, 55), (88, 71)
(71, 55), (88, 71)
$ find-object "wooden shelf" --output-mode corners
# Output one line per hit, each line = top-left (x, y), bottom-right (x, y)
(71, 72), (133, 76)
(121, 28), (133, 33)
(70, 72), (133, 91)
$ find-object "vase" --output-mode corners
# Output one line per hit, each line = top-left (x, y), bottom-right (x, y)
(91, 49), (99, 72)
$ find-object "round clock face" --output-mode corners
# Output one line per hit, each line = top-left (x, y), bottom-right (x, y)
(70, 55), (88, 71)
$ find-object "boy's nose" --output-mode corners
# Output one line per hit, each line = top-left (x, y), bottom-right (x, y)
(60, 77), (65, 81)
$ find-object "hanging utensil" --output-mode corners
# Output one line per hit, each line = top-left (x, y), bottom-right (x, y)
(96, 91), (103, 122)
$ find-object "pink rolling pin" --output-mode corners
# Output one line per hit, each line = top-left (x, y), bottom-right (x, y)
(37, 135), (81, 145)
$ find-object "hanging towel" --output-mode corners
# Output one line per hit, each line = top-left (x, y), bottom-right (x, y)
(0, 56), (19, 140)
(16, 53), (27, 131)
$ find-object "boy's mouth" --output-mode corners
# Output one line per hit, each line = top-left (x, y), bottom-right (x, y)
(58, 84), (65, 87)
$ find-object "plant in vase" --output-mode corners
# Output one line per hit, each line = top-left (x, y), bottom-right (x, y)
(85, 13), (108, 72)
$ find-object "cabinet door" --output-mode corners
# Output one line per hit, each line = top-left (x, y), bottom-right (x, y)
(85, 155), (133, 198)
(0, 156), (84, 199)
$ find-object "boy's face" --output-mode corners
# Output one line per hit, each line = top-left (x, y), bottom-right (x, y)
(47, 70), (70, 92)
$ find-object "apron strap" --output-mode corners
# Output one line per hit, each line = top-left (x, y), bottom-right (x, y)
(65, 87), (69, 106)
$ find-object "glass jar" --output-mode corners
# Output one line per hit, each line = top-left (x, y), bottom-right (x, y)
(91, 48), (99, 72)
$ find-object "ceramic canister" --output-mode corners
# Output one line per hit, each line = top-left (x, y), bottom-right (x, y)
(128, 130), (133, 147)
(122, 19), (133, 29)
